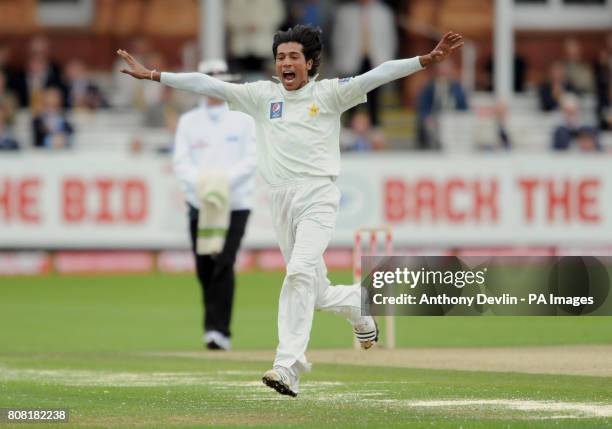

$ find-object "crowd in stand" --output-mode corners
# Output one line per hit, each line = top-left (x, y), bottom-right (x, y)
(418, 35), (611, 152)
(0, 36), (100, 150)
(0, 0), (609, 153)
(538, 36), (611, 152)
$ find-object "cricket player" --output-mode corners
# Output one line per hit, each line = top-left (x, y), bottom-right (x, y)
(173, 59), (256, 351)
(118, 25), (462, 397)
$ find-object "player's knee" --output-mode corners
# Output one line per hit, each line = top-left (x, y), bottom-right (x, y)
(286, 259), (316, 286)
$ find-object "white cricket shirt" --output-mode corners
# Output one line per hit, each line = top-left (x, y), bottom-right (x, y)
(223, 78), (366, 185)
(162, 57), (423, 186)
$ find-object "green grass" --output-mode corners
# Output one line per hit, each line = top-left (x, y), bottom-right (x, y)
(1, 272), (612, 428)
(2, 354), (612, 428)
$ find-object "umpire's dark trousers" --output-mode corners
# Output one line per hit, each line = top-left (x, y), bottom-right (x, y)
(188, 205), (250, 338)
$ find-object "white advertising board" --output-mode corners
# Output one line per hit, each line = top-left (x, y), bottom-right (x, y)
(1, 153), (609, 249)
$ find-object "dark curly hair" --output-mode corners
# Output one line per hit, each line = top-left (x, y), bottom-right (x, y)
(272, 25), (323, 77)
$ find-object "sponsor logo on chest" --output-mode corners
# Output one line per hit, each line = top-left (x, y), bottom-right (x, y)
(270, 102), (284, 119)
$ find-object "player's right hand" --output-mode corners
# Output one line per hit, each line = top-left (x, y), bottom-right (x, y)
(116, 49), (150, 79)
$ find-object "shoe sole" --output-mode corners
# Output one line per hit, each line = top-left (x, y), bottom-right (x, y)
(361, 339), (375, 350)
(206, 341), (224, 350)
(262, 374), (298, 397)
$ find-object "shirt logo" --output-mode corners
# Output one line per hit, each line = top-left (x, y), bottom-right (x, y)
(339, 77), (351, 85)
(308, 104), (320, 117)
(270, 102), (284, 119)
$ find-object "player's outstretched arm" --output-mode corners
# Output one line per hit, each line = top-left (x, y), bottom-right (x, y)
(116, 49), (230, 101)
(354, 31), (463, 94)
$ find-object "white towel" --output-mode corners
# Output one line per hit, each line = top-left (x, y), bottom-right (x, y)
(195, 172), (230, 255)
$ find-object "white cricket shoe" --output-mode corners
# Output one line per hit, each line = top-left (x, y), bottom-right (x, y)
(262, 366), (299, 397)
(353, 316), (379, 349)
(204, 331), (231, 351)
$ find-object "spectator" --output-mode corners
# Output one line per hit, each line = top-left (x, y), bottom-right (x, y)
(0, 105), (19, 151)
(13, 35), (66, 110)
(538, 62), (577, 112)
(142, 52), (182, 128)
(290, 0), (330, 29)
(129, 138), (144, 156)
(0, 44), (14, 91)
(575, 128), (601, 152)
(340, 110), (387, 152)
(227, 0), (286, 73)
(552, 95), (598, 151)
(0, 44), (22, 103)
(32, 87), (74, 149)
(475, 99), (513, 151)
(0, 71), (18, 127)
(563, 38), (593, 95)
(333, 0), (397, 126)
(143, 85), (182, 129)
(0, 44), (9, 77)
(594, 34), (611, 130)
(65, 59), (107, 111)
(484, 54), (527, 93)
(416, 61), (469, 150)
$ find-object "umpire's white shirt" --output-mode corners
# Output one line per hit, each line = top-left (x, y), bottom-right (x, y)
(173, 102), (256, 210)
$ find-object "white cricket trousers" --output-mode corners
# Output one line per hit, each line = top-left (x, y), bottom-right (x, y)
(269, 177), (362, 374)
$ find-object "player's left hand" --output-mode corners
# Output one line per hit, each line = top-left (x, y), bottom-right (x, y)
(428, 32), (464, 64)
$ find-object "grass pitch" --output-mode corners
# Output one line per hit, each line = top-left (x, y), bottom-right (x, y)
(1, 271), (612, 428)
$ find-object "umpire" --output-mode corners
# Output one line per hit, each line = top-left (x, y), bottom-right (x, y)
(173, 59), (256, 350)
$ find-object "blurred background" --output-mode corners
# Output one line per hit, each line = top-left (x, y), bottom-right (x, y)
(0, 0), (611, 275)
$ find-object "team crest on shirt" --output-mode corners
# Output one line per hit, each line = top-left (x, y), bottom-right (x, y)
(308, 103), (320, 117)
(270, 102), (284, 119)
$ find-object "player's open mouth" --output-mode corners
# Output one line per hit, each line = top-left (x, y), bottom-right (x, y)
(282, 71), (296, 83)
